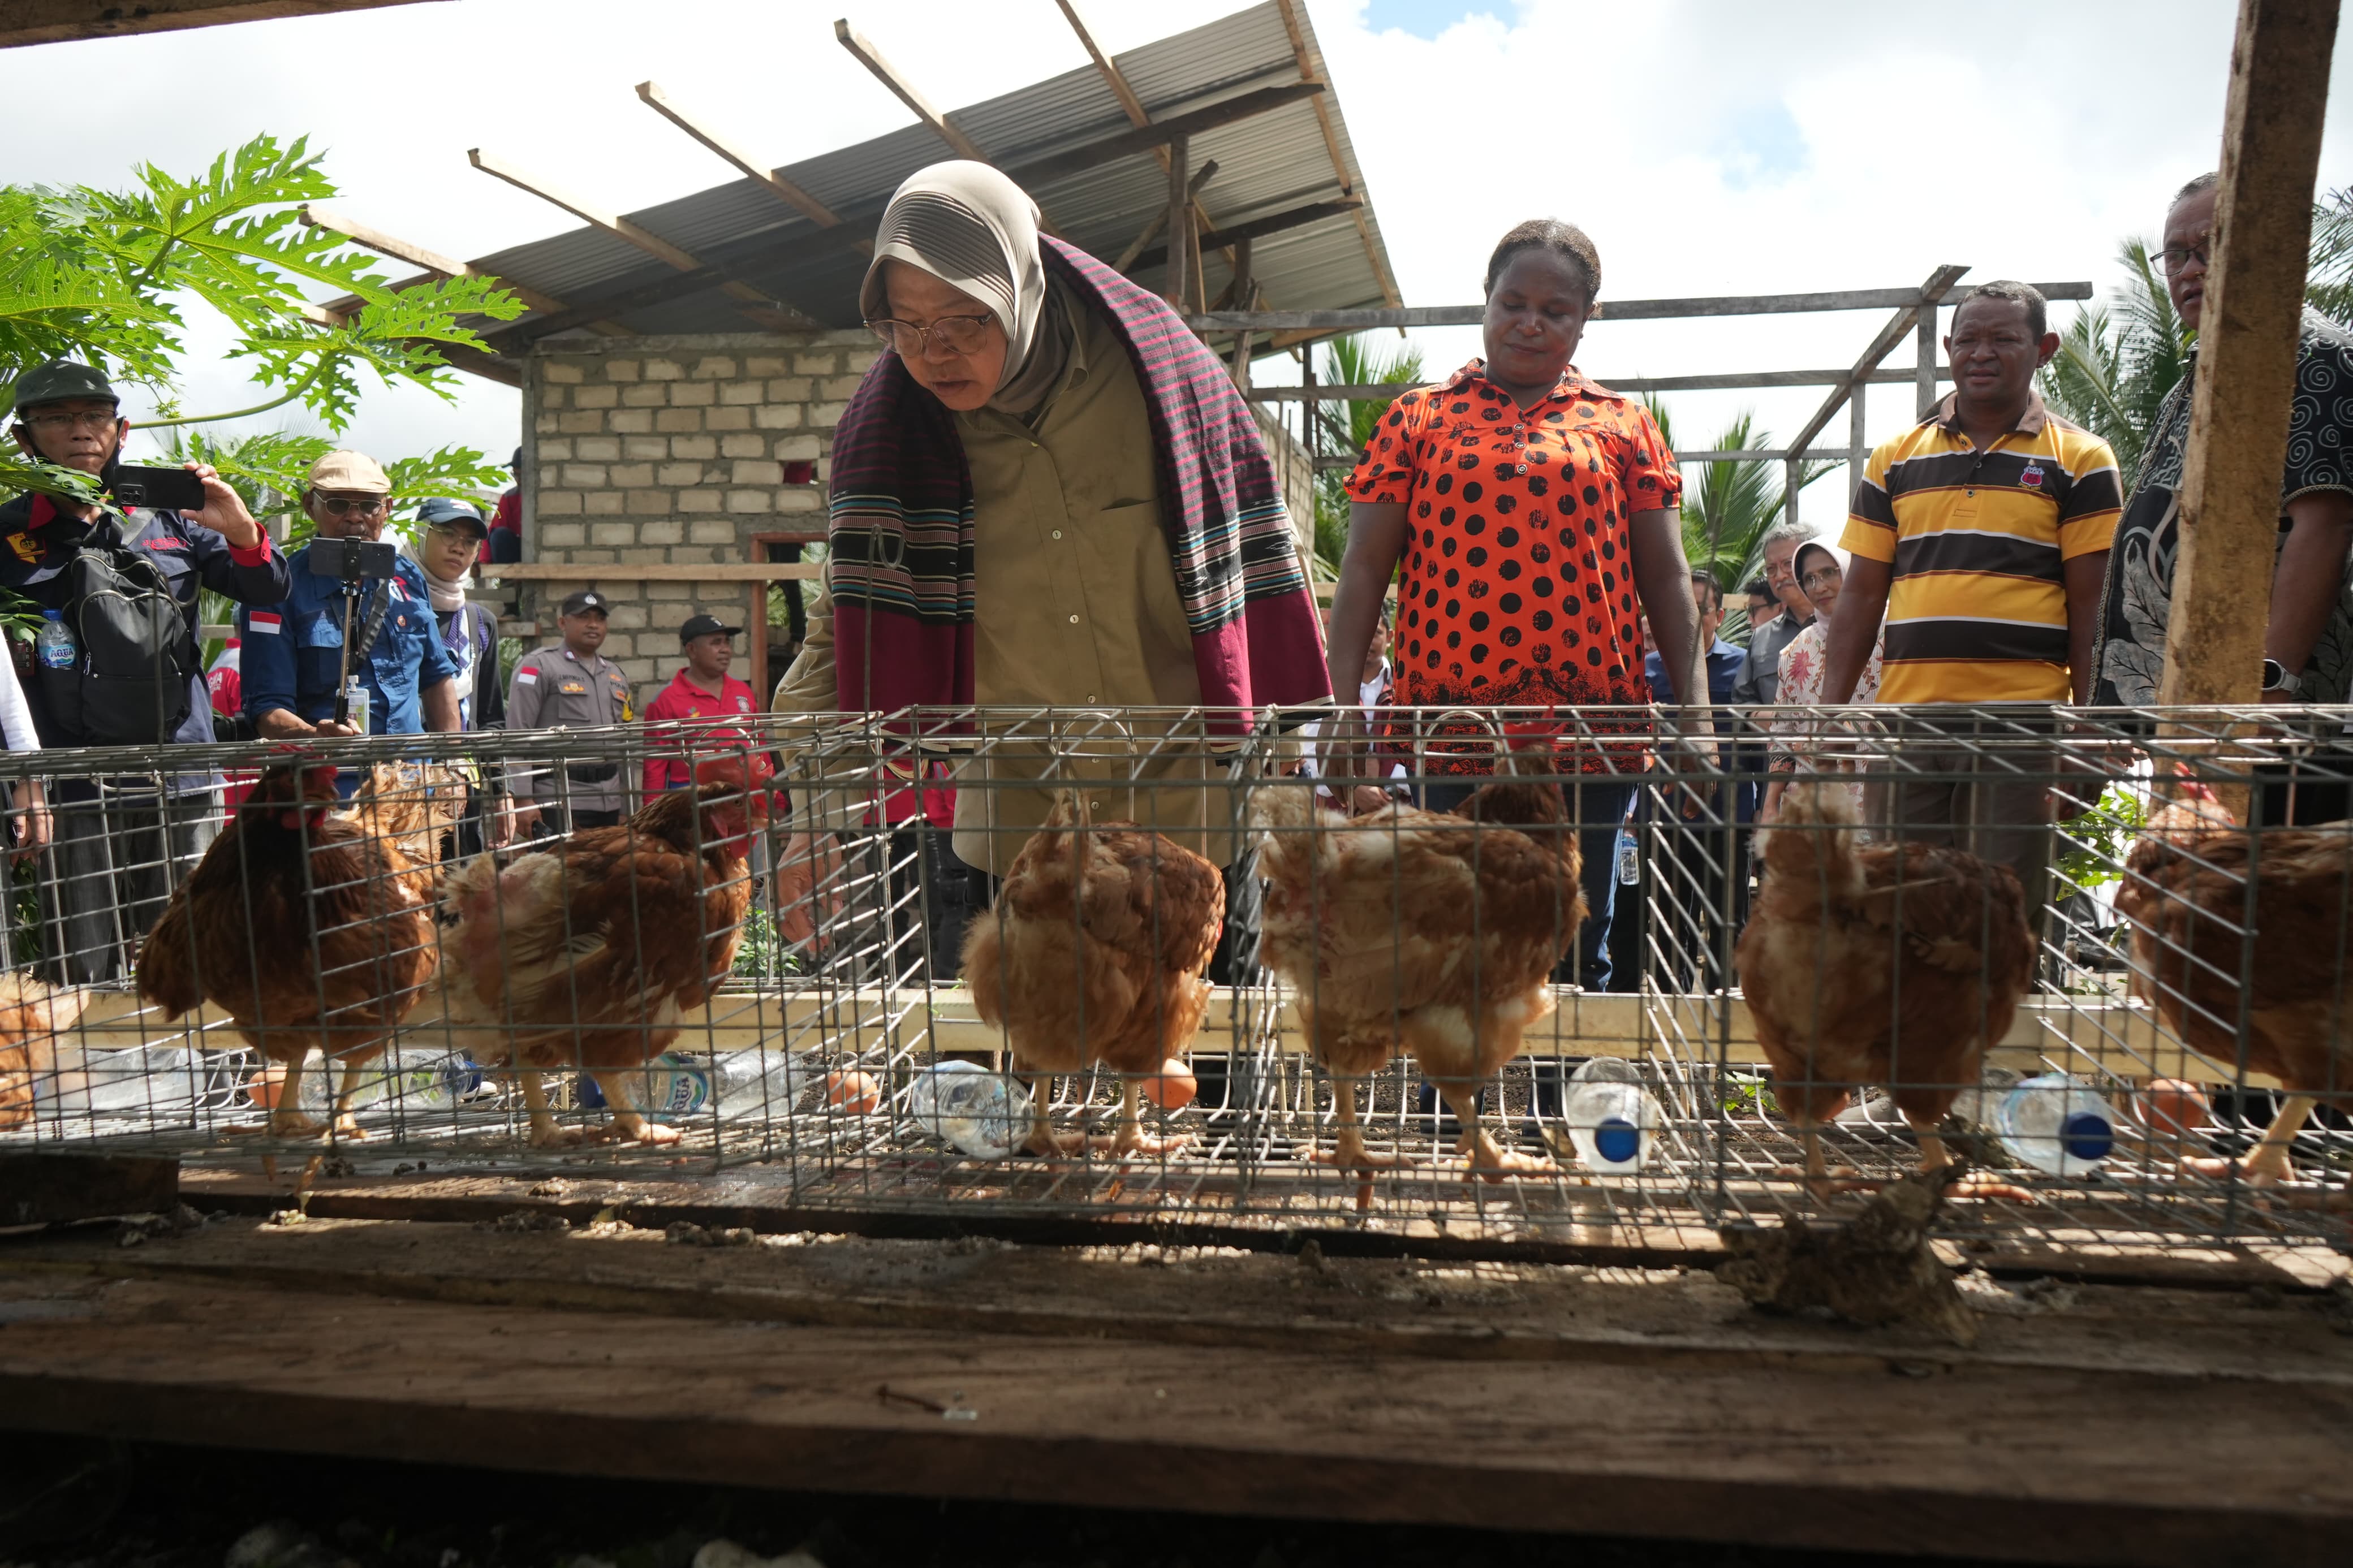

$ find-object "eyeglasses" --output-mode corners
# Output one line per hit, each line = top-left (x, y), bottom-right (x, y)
(865, 314), (996, 357)
(21, 409), (120, 433)
(1800, 565), (1843, 591)
(2157, 239), (2212, 277)
(314, 494), (387, 517)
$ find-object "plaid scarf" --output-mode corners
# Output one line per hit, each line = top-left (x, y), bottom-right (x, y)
(826, 236), (1329, 732)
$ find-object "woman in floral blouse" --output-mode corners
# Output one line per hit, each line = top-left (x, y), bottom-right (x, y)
(1762, 540), (1883, 823)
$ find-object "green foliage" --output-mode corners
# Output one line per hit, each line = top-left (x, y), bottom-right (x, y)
(1644, 396), (1834, 642)
(0, 136), (521, 431)
(2037, 239), (2188, 490)
(2054, 782), (2148, 892)
(1308, 332), (1425, 577)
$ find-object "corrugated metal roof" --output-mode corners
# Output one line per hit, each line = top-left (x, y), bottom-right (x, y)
(465, 2), (1391, 349)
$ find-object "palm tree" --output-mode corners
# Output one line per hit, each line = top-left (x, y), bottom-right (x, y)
(1308, 332), (1425, 577)
(1645, 398), (1835, 642)
(2040, 190), (2353, 490)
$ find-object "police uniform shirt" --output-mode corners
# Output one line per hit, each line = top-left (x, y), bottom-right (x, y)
(238, 547), (458, 735)
(505, 645), (635, 813)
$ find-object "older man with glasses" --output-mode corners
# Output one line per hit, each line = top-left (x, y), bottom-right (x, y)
(0, 358), (291, 982)
(239, 450), (461, 741)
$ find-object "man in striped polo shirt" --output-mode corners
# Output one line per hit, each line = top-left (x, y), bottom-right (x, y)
(1820, 280), (2123, 928)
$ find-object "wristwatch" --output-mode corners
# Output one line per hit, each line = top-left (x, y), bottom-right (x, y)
(2260, 658), (2303, 696)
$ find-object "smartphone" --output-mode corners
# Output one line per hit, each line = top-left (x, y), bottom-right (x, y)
(307, 536), (399, 582)
(109, 464), (208, 513)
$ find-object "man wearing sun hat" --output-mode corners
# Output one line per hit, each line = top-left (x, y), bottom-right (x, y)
(240, 448), (462, 740)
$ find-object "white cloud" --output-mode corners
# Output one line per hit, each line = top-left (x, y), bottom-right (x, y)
(7, 0), (2351, 525)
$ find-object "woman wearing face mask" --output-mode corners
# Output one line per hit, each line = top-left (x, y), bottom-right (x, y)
(1760, 539), (1883, 824)
(770, 160), (1329, 978)
(1320, 218), (1705, 991)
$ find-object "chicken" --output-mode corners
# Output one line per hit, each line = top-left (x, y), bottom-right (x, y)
(437, 757), (768, 1147)
(2114, 779), (2353, 1186)
(137, 764), (438, 1139)
(0, 974), (93, 1132)
(349, 761), (467, 888)
(1736, 780), (2036, 1196)
(961, 791), (1223, 1159)
(1251, 737), (1582, 1191)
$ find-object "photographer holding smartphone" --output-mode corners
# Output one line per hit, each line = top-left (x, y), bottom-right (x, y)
(0, 358), (291, 982)
(239, 450), (461, 742)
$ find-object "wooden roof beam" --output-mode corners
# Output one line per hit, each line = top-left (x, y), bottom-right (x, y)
(1273, 0), (1399, 309)
(300, 202), (632, 335)
(633, 81), (848, 231)
(832, 18), (990, 163)
(466, 147), (812, 331)
(1058, 0), (1237, 283)
(0, 0), (436, 49)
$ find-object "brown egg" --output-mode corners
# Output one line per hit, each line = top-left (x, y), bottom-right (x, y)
(245, 1066), (288, 1110)
(2139, 1078), (2212, 1139)
(825, 1069), (882, 1116)
(1140, 1059), (1197, 1112)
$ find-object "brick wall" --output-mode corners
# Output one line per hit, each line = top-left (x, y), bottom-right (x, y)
(515, 329), (1317, 679)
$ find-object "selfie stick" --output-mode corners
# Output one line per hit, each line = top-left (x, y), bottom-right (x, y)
(334, 582), (357, 727)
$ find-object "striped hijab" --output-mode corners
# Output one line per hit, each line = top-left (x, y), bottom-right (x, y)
(826, 235), (1329, 733)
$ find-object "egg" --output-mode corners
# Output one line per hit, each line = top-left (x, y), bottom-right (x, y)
(2138, 1077), (2213, 1139)
(1140, 1059), (1197, 1112)
(245, 1066), (288, 1109)
(825, 1069), (882, 1116)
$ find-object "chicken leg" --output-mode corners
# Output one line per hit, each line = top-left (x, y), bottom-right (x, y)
(518, 1070), (576, 1147)
(2183, 1093), (2317, 1187)
(226, 1051), (326, 1139)
(1105, 1077), (1183, 1160)
(1434, 1078), (1552, 1182)
(588, 1066), (685, 1146)
(1305, 1070), (1409, 1209)
(328, 1056), (372, 1140)
(1906, 1112), (2032, 1203)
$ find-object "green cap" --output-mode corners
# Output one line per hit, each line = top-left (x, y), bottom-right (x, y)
(11, 360), (118, 414)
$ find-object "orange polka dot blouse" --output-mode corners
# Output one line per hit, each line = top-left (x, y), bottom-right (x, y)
(1345, 361), (1683, 769)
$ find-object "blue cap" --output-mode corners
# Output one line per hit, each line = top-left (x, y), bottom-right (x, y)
(1593, 1118), (1642, 1165)
(2059, 1111), (2113, 1164)
(416, 496), (488, 535)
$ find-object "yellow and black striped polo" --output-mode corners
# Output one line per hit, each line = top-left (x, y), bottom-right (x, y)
(1839, 392), (2122, 703)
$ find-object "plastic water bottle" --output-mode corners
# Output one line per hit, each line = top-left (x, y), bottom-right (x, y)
(1558, 1056), (1660, 1173)
(36, 1044), (207, 1117)
(343, 678), (371, 735)
(1992, 1073), (2120, 1177)
(1615, 828), (1640, 886)
(713, 1049), (809, 1118)
(577, 1051), (711, 1117)
(907, 1060), (1030, 1160)
(273, 1050), (473, 1114)
(36, 609), (75, 671)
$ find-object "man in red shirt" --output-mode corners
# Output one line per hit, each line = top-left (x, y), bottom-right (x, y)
(641, 613), (760, 796)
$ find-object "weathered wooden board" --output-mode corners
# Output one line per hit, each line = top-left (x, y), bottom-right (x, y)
(1, 1219), (2349, 1567)
(0, 1151), (178, 1226)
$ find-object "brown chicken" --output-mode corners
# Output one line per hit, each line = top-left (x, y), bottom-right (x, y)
(138, 764), (439, 1138)
(962, 791), (1224, 1159)
(2115, 781), (2353, 1186)
(1252, 741), (1583, 1187)
(1737, 780), (2036, 1195)
(437, 761), (768, 1146)
(0, 974), (93, 1132)
(350, 761), (467, 889)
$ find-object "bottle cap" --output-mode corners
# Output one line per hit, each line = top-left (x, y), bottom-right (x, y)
(1594, 1118), (1642, 1165)
(2059, 1111), (2113, 1164)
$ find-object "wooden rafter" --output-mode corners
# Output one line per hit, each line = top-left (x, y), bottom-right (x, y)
(832, 19), (989, 162)
(1273, 0), (1400, 309)
(0, 0), (434, 48)
(466, 147), (813, 331)
(633, 81), (848, 231)
(301, 202), (634, 336)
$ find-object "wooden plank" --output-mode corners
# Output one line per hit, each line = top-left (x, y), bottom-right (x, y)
(1253, 367), (1955, 401)
(1113, 158), (1217, 273)
(0, 1151), (176, 1225)
(833, 19), (990, 163)
(634, 81), (847, 230)
(1188, 281), (2093, 332)
(1164, 135), (1191, 306)
(0, 0), (434, 47)
(299, 202), (592, 322)
(1272, 0), (1400, 309)
(2158, 0), (2341, 709)
(1782, 264), (1971, 460)
(1127, 198), (1363, 274)
(0, 1264), (2346, 1564)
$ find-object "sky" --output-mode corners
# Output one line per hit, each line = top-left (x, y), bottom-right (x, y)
(8, 0), (2353, 526)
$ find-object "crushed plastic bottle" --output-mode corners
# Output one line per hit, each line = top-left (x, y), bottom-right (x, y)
(712, 1049), (809, 1118)
(907, 1060), (1031, 1160)
(270, 1049), (476, 1114)
(1558, 1056), (1660, 1173)
(35, 609), (75, 672)
(36, 1044), (208, 1118)
(576, 1051), (712, 1118)
(1992, 1073), (2119, 1177)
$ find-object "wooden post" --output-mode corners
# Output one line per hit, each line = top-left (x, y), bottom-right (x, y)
(1228, 237), (1255, 386)
(1915, 306), (1938, 418)
(1847, 379), (1868, 503)
(2158, 0), (2339, 709)
(1165, 134), (1191, 309)
(1783, 455), (1800, 528)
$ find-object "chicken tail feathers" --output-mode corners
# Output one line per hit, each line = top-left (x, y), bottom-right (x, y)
(1759, 780), (1865, 901)
(1248, 774), (1342, 883)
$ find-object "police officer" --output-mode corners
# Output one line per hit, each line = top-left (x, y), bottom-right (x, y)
(1, 358), (291, 982)
(240, 451), (461, 740)
(503, 589), (634, 836)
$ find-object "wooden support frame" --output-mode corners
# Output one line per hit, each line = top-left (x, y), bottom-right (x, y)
(1113, 158), (1217, 272)
(301, 202), (634, 338)
(0, 0), (434, 47)
(2158, 0), (2340, 709)
(1273, 0), (1401, 309)
(1779, 263), (1971, 523)
(833, 17), (990, 162)
(1126, 198), (1363, 274)
(1252, 366), (1955, 401)
(1188, 281), (2089, 333)
(467, 147), (811, 331)
(634, 81), (848, 231)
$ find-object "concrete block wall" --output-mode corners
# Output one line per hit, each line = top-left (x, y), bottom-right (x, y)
(519, 330), (874, 666)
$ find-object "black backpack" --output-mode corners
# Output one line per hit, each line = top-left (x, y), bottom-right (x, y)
(37, 518), (193, 746)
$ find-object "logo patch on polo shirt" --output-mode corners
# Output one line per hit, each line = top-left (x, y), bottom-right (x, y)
(2020, 463), (2044, 489)
(249, 612), (282, 635)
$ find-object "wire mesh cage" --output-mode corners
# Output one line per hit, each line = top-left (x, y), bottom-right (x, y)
(0, 703), (2345, 1256)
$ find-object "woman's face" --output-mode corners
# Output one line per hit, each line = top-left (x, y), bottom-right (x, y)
(420, 524), (477, 583)
(879, 261), (1009, 412)
(1798, 548), (1843, 618)
(1481, 249), (1591, 393)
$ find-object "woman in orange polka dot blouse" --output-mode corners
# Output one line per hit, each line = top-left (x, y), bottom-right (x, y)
(1322, 219), (1708, 989)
